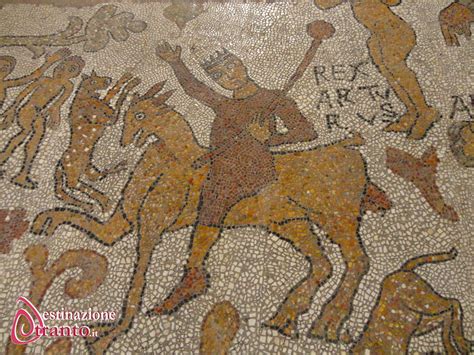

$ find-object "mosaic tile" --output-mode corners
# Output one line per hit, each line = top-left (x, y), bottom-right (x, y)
(0, 0), (472, 354)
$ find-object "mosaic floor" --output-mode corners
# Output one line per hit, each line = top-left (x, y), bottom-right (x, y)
(0, 0), (473, 354)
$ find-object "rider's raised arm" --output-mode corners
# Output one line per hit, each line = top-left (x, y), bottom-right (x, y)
(169, 59), (223, 108)
(267, 96), (318, 146)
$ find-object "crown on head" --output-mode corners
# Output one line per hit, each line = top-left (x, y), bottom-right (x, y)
(199, 48), (235, 70)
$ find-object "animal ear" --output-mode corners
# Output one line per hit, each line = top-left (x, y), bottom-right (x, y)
(142, 81), (167, 100)
(91, 69), (97, 77)
(151, 89), (176, 107)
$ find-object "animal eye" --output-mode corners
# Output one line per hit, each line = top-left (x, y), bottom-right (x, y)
(135, 112), (146, 120)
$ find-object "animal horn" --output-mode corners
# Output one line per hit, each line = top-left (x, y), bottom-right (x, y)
(142, 81), (167, 100)
(152, 89), (176, 106)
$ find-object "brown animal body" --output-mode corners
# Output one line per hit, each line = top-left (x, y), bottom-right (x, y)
(351, 248), (472, 354)
(31, 83), (390, 353)
(54, 71), (139, 212)
(439, 1), (474, 47)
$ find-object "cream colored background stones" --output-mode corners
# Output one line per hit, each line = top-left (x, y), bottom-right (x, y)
(0, 1), (472, 353)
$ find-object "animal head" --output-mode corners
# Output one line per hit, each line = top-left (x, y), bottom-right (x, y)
(79, 70), (112, 96)
(448, 121), (474, 168)
(52, 56), (85, 80)
(121, 81), (176, 148)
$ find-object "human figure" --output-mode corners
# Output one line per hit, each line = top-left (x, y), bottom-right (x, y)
(314, 0), (440, 140)
(0, 55), (85, 189)
(153, 42), (318, 314)
(0, 48), (71, 127)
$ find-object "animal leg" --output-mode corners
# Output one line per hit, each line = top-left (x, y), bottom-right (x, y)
(309, 215), (368, 342)
(84, 161), (127, 182)
(54, 163), (95, 212)
(400, 280), (470, 355)
(88, 174), (187, 354)
(31, 207), (132, 245)
(263, 219), (332, 338)
(76, 180), (112, 213)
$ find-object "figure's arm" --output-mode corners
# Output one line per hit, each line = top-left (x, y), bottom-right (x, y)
(267, 96), (318, 146)
(5, 49), (71, 88)
(313, 0), (346, 10)
(156, 42), (222, 107)
(47, 81), (74, 129)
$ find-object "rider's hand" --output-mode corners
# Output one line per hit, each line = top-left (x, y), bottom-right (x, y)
(248, 114), (271, 143)
(156, 42), (182, 64)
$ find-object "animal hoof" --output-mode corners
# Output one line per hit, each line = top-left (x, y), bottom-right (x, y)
(263, 317), (299, 339)
(30, 214), (54, 236)
(308, 319), (340, 343)
(149, 267), (208, 316)
(11, 175), (38, 190)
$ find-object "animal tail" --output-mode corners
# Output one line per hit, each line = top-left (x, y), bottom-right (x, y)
(401, 248), (458, 272)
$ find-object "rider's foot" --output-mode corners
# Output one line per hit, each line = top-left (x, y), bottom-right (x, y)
(150, 267), (208, 316)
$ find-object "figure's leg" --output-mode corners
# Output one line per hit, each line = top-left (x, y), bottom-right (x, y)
(367, 37), (418, 133)
(88, 174), (188, 354)
(308, 215), (369, 342)
(31, 206), (132, 244)
(376, 35), (439, 139)
(263, 220), (332, 338)
(150, 224), (218, 315)
(54, 163), (95, 213)
(11, 113), (47, 189)
(151, 186), (230, 316)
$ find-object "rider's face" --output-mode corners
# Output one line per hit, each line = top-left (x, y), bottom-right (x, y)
(206, 58), (249, 91)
